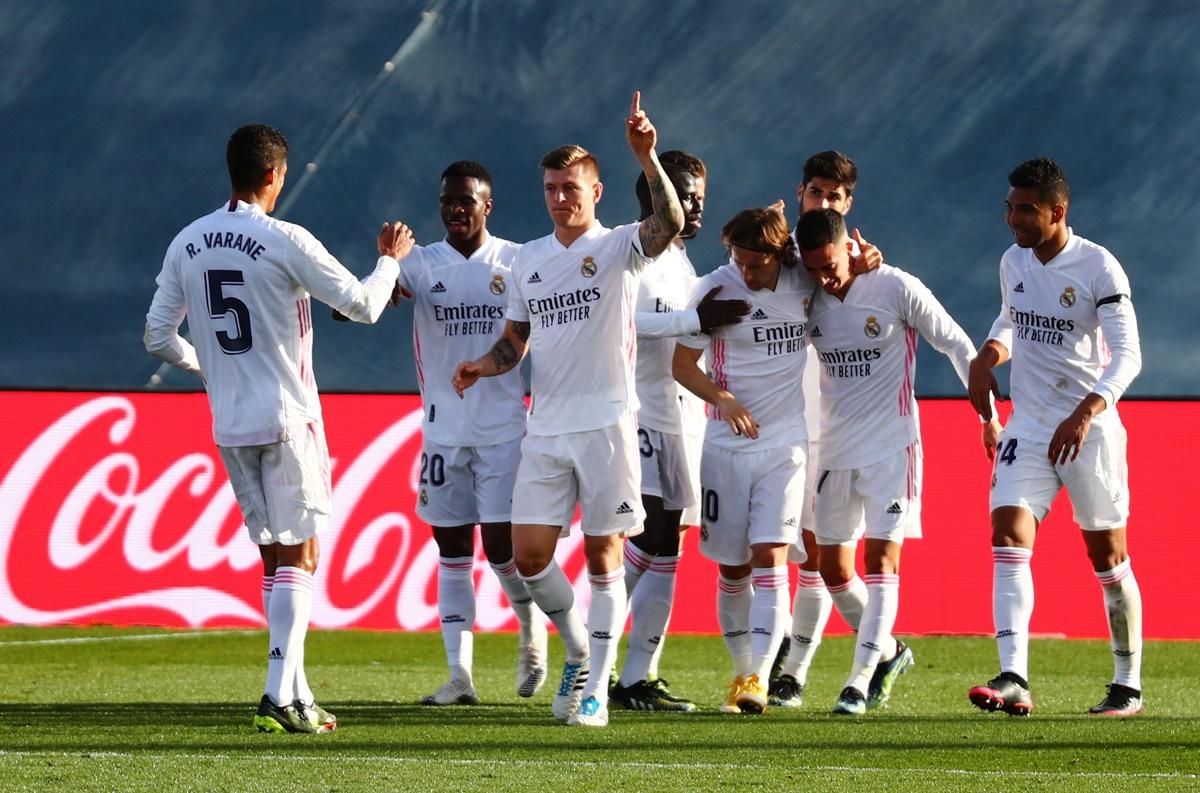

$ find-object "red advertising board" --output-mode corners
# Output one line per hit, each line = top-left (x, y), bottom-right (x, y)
(0, 392), (1194, 638)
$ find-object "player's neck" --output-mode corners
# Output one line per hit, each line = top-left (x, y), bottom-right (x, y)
(229, 189), (274, 214)
(554, 220), (597, 248)
(447, 230), (486, 259)
(1033, 227), (1069, 265)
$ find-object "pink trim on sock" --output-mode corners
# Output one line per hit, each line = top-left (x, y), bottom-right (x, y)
(646, 556), (679, 574)
(752, 571), (788, 589)
(439, 557), (474, 572)
(826, 578), (858, 594)
(623, 543), (654, 572)
(589, 567), (625, 587)
(1095, 560), (1132, 586)
(718, 575), (751, 594)
(798, 571), (824, 588)
(273, 568), (313, 592)
(489, 558), (519, 577)
(993, 547), (1033, 565)
(864, 573), (900, 587)
(261, 575), (274, 593)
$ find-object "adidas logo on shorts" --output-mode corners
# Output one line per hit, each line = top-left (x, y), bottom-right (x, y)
(1014, 282), (1025, 293)
(615, 501), (634, 515)
(783, 516), (798, 527)
(431, 281), (447, 293)
(268, 646), (283, 660)
(810, 325), (822, 337)
(527, 271), (542, 284)
(886, 502), (902, 514)
(751, 308), (768, 320)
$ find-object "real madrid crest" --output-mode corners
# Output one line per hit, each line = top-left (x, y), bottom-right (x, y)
(419, 488), (429, 507)
(489, 274), (506, 295)
(1059, 286), (1076, 308)
(700, 523), (709, 542)
(581, 256), (597, 278)
(864, 315), (881, 338)
(802, 297), (811, 313)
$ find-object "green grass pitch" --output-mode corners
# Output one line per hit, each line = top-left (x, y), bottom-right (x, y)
(0, 626), (1196, 792)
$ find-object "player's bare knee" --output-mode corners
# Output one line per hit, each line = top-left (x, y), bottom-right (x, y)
(583, 534), (624, 574)
(479, 522), (514, 563)
(433, 524), (476, 558)
(990, 506), (1036, 548)
(1083, 527), (1127, 571)
(818, 551), (852, 586)
(798, 531), (820, 572)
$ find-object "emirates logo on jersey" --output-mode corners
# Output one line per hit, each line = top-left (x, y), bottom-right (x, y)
(581, 256), (597, 278)
(1059, 286), (1076, 308)
(489, 275), (506, 295)
(864, 315), (881, 338)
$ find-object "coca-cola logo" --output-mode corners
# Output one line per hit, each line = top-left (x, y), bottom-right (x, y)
(0, 394), (592, 630)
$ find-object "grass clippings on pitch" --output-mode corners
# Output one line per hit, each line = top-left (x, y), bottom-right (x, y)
(0, 627), (1196, 792)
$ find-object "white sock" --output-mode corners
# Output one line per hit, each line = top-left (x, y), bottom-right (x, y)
(261, 574), (273, 619)
(489, 558), (541, 645)
(993, 546), (1034, 680)
(647, 545), (683, 680)
(846, 573), (900, 694)
(717, 574), (754, 676)
(827, 574), (868, 631)
(265, 566), (313, 707)
(1095, 559), (1143, 690)
(749, 566), (790, 680)
(581, 567), (626, 703)
(623, 542), (653, 598)
(783, 570), (833, 683)
(522, 560), (589, 662)
(437, 556), (475, 681)
(621, 554), (678, 686)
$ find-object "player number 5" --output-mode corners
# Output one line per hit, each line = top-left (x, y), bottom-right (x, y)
(205, 270), (253, 354)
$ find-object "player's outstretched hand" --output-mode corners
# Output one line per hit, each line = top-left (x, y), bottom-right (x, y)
(982, 418), (1002, 461)
(850, 229), (882, 274)
(625, 91), (658, 161)
(715, 392), (758, 439)
(452, 360), (482, 398)
(697, 285), (751, 332)
(379, 222), (415, 260)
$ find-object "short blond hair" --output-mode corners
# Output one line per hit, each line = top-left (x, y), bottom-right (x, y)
(540, 145), (600, 179)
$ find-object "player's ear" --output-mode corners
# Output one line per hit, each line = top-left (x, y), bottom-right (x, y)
(842, 195), (853, 215)
(593, 180), (604, 204)
(1051, 203), (1066, 223)
(483, 197), (494, 216)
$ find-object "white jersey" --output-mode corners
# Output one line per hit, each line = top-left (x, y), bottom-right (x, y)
(635, 244), (702, 435)
(506, 222), (650, 436)
(987, 230), (1141, 442)
(808, 265), (974, 470)
(679, 262), (813, 451)
(398, 234), (526, 447)
(145, 200), (398, 447)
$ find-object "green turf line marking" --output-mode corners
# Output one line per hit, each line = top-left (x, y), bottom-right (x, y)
(0, 752), (1194, 780)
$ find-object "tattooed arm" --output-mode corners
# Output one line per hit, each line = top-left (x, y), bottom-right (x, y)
(452, 320), (530, 397)
(626, 91), (683, 258)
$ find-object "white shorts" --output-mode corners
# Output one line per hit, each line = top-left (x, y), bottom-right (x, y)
(680, 421), (705, 528)
(638, 427), (697, 511)
(219, 422), (331, 547)
(697, 442), (806, 566)
(416, 435), (523, 527)
(814, 442), (923, 546)
(989, 427), (1129, 530)
(787, 439), (822, 564)
(511, 413), (645, 537)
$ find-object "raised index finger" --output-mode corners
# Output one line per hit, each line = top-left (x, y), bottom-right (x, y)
(630, 91), (641, 119)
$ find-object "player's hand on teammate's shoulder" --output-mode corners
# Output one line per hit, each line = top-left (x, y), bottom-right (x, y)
(850, 228), (882, 274)
(697, 285), (751, 333)
(625, 91), (658, 160)
(378, 221), (415, 260)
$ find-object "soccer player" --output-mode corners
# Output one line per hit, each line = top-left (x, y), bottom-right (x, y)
(771, 150), (885, 709)
(144, 124), (410, 733)
(451, 92), (683, 727)
(796, 208), (988, 715)
(385, 161), (548, 706)
(672, 205), (811, 715)
(613, 153), (750, 712)
(967, 158), (1143, 717)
